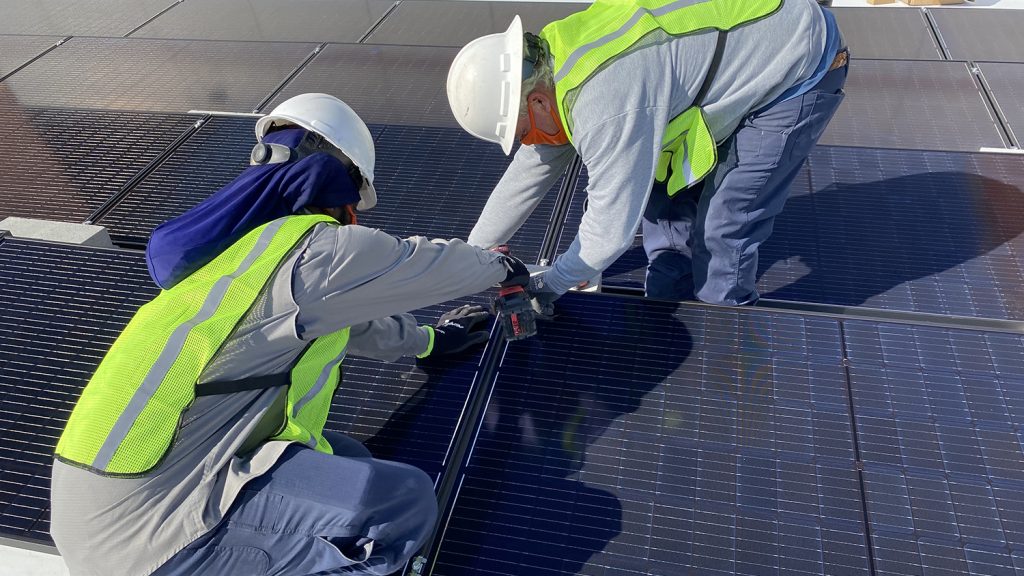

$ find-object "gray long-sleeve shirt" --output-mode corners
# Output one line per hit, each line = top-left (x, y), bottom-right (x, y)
(468, 0), (827, 294)
(50, 222), (507, 576)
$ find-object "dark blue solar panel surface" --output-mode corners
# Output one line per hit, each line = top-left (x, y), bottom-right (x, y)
(0, 240), (156, 544)
(557, 146), (1024, 320)
(102, 122), (561, 264)
(818, 59), (1008, 152)
(845, 320), (1024, 576)
(331, 294), (496, 483)
(0, 105), (194, 223)
(433, 294), (869, 576)
(97, 117), (386, 243)
(366, 126), (563, 265)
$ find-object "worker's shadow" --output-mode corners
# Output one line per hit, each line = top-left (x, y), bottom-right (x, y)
(758, 171), (1024, 311)
(425, 296), (692, 573)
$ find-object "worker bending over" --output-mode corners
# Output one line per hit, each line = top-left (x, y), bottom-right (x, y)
(49, 93), (528, 576)
(448, 0), (847, 308)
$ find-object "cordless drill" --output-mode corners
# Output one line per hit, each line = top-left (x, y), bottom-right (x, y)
(494, 284), (537, 340)
(491, 246), (538, 341)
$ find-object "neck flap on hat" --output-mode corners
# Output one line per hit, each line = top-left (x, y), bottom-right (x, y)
(145, 128), (362, 289)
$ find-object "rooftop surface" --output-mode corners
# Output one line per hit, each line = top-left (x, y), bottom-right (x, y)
(1, 1), (1024, 575)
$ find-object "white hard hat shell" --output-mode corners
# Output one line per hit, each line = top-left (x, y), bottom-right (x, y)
(447, 16), (524, 155)
(255, 93), (377, 211)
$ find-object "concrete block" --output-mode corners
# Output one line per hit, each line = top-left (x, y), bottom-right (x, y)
(0, 217), (115, 248)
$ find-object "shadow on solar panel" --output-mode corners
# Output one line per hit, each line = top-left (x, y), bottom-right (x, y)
(562, 153), (1024, 319)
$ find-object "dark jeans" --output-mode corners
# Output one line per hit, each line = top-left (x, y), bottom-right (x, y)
(643, 63), (848, 305)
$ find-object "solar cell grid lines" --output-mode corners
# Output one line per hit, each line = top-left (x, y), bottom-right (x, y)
(845, 320), (1024, 575)
(433, 294), (869, 576)
(0, 240), (156, 542)
(1, 37), (315, 113)
(818, 59), (1009, 152)
(264, 44), (460, 127)
(366, 125), (562, 264)
(0, 105), (194, 224)
(558, 146), (1024, 321)
(94, 116), (256, 243)
(96, 117), (387, 244)
(979, 62), (1024, 148)
(331, 293), (495, 482)
(0, 36), (61, 80)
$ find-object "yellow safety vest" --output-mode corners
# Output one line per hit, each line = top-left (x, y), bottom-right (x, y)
(55, 215), (349, 476)
(540, 0), (783, 195)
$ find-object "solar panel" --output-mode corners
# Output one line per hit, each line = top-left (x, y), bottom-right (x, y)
(831, 7), (943, 61)
(363, 0), (587, 47)
(128, 0), (393, 42)
(433, 294), (869, 576)
(0, 105), (194, 223)
(264, 44), (460, 127)
(329, 294), (497, 483)
(0, 240), (157, 544)
(365, 126), (564, 265)
(555, 146), (1024, 320)
(1, 37), (315, 113)
(844, 320), (1024, 575)
(0, 35), (61, 79)
(978, 62), (1024, 148)
(0, 0), (173, 36)
(930, 8), (1024, 63)
(818, 59), (1008, 152)
(791, 146), (1024, 319)
(93, 116), (256, 244)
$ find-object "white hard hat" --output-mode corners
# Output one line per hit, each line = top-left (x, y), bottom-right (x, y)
(255, 93), (377, 211)
(447, 15), (524, 155)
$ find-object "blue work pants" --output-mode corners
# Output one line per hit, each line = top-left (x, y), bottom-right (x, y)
(152, 431), (436, 575)
(642, 64), (848, 305)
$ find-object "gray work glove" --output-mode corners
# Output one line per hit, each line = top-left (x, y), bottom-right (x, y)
(428, 305), (492, 356)
(529, 274), (562, 319)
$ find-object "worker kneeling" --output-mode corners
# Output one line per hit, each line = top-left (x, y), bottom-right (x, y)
(49, 93), (528, 576)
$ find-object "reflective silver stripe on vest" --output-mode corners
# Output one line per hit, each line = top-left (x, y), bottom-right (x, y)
(92, 219), (288, 470)
(679, 137), (695, 185)
(553, 0), (709, 83)
(292, 347), (347, 416)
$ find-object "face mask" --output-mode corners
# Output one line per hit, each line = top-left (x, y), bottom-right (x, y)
(520, 101), (569, 147)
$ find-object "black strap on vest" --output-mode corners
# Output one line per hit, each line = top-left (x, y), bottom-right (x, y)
(693, 31), (728, 107)
(195, 372), (290, 397)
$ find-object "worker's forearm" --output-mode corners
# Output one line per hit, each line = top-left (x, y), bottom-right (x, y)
(346, 315), (431, 362)
(468, 143), (575, 249)
(293, 225), (507, 340)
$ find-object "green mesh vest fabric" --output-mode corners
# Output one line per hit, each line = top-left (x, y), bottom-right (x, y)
(540, 0), (782, 193)
(55, 214), (348, 476)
